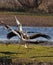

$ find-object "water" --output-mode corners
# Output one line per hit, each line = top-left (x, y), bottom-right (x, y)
(0, 26), (53, 42)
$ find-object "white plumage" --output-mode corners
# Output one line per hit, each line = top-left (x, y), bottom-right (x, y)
(0, 16), (51, 48)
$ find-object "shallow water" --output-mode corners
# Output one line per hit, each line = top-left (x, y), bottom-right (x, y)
(0, 26), (53, 42)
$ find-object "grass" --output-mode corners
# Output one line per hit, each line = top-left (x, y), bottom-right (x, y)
(0, 11), (53, 16)
(0, 44), (53, 62)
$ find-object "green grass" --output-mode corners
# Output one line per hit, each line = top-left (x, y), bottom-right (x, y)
(0, 44), (53, 62)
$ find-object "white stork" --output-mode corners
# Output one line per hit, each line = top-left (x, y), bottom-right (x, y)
(1, 16), (51, 48)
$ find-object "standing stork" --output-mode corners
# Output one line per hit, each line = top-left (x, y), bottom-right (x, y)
(1, 16), (51, 48)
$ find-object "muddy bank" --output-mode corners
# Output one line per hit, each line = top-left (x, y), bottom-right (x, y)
(0, 15), (53, 27)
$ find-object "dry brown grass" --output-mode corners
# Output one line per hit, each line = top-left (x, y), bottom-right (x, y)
(0, 13), (53, 27)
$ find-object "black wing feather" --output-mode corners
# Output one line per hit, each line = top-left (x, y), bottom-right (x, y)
(29, 33), (51, 39)
(7, 32), (17, 39)
(7, 31), (21, 39)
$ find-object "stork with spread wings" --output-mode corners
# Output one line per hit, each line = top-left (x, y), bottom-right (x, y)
(1, 16), (51, 48)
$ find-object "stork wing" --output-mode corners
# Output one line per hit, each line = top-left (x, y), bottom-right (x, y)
(29, 33), (51, 39)
(15, 16), (23, 32)
(7, 31), (21, 39)
(21, 37), (47, 44)
(1, 21), (21, 38)
(15, 16), (21, 25)
(7, 32), (17, 39)
(6, 26), (21, 38)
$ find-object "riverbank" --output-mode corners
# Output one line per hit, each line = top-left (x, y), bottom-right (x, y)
(0, 12), (53, 27)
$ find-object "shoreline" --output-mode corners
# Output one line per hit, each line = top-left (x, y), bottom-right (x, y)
(0, 14), (53, 27)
